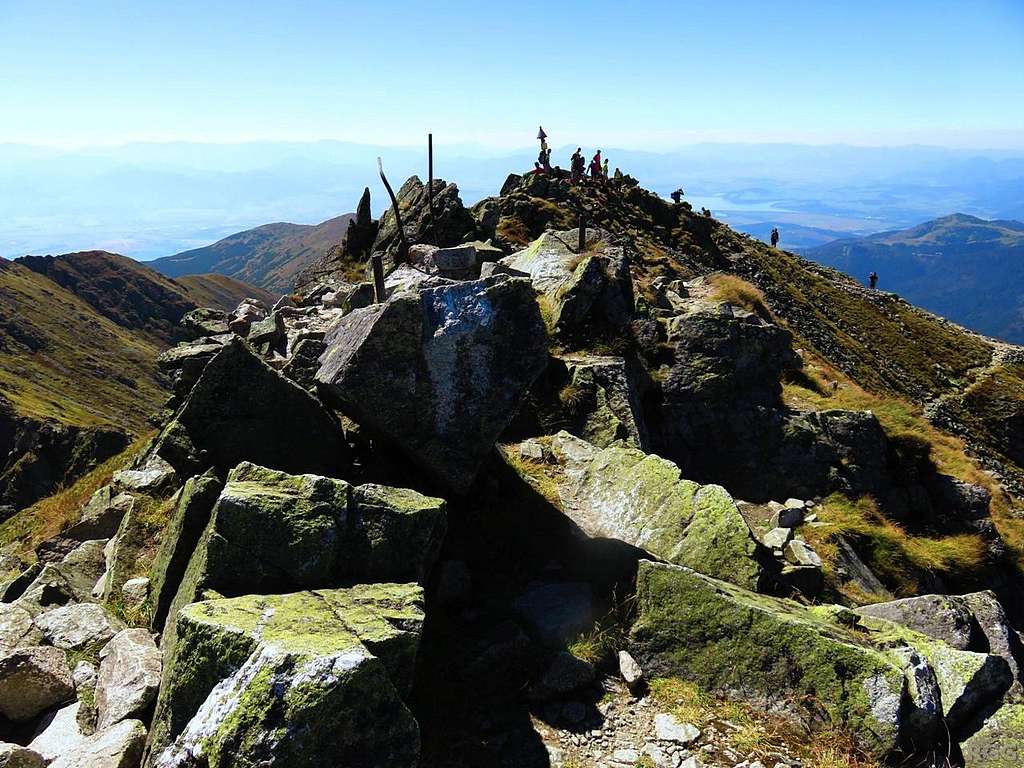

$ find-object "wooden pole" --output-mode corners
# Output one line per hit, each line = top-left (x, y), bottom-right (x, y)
(428, 133), (436, 245)
(377, 157), (409, 265)
(578, 207), (585, 252)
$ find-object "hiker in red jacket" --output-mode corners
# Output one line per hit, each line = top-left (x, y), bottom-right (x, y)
(589, 150), (602, 180)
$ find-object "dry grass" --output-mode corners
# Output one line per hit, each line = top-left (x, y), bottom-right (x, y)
(707, 273), (773, 319)
(803, 493), (987, 598)
(648, 677), (883, 768)
(0, 434), (150, 556)
(785, 353), (1024, 573)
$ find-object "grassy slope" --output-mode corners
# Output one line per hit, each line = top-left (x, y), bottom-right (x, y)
(175, 273), (277, 312)
(0, 259), (166, 431)
(149, 214), (353, 292)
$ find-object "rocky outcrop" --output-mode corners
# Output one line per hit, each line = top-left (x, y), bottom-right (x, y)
(501, 229), (634, 342)
(0, 646), (75, 722)
(502, 432), (768, 590)
(317, 275), (548, 492)
(147, 584), (424, 767)
(151, 338), (348, 478)
(161, 463), (445, 645)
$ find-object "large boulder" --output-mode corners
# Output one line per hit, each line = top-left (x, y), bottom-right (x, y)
(160, 463), (445, 649)
(146, 472), (223, 633)
(503, 432), (767, 590)
(316, 275), (548, 493)
(0, 744), (44, 768)
(50, 719), (146, 768)
(96, 629), (162, 730)
(0, 603), (41, 653)
(62, 487), (134, 542)
(33, 603), (125, 651)
(501, 230), (634, 339)
(146, 584), (424, 767)
(960, 703), (1024, 767)
(629, 560), (908, 757)
(15, 539), (107, 616)
(0, 645), (75, 721)
(28, 702), (87, 761)
(152, 338), (348, 478)
(556, 354), (648, 449)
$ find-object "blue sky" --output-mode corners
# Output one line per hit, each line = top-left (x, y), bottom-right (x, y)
(1, 0), (1023, 149)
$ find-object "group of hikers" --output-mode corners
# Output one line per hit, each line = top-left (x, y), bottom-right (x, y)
(532, 127), (621, 183)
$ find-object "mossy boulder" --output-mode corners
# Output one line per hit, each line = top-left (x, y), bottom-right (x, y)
(160, 464), (445, 650)
(146, 584), (424, 768)
(152, 338), (348, 478)
(504, 432), (766, 590)
(960, 703), (1024, 768)
(501, 230), (634, 339)
(629, 560), (907, 757)
(147, 472), (223, 633)
(316, 275), (547, 493)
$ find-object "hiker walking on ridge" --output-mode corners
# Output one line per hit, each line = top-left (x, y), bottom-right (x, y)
(770, 227), (779, 248)
(602, 157), (609, 179)
(589, 150), (602, 181)
(868, 271), (879, 289)
(670, 188), (683, 203)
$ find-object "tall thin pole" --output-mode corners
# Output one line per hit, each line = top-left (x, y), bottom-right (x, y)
(428, 133), (436, 245)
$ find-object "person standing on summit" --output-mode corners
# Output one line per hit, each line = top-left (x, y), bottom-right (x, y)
(590, 150), (603, 180)
(770, 227), (779, 248)
(570, 148), (584, 183)
(868, 271), (879, 289)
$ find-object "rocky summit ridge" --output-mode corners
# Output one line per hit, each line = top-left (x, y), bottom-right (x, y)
(1, 168), (1023, 767)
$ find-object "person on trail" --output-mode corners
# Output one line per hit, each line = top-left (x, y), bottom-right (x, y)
(538, 146), (553, 173)
(602, 158), (610, 179)
(532, 162), (546, 176)
(614, 167), (623, 181)
(770, 227), (779, 248)
(670, 188), (683, 203)
(590, 150), (602, 180)
(570, 148), (584, 183)
(868, 271), (879, 289)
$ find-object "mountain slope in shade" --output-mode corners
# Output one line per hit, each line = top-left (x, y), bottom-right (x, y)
(149, 214), (353, 292)
(807, 213), (1024, 343)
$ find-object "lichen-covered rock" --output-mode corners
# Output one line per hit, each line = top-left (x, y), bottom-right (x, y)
(0, 645), (75, 721)
(960, 702), (1024, 768)
(146, 584), (424, 767)
(558, 354), (648, 449)
(316, 275), (548, 492)
(147, 472), (223, 633)
(28, 702), (87, 762)
(501, 230), (634, 340)
(96, 629), (162, 729)
(160, 464), (445, 653)
(0, 743), (45, 768)
(33, 602), (124, 651)
(856, 594), (976, 650)
(506, 432), (766, 590)
(629, 560), (907, 757)
(962, 591), (1024, 685)
(0, 603), (41, 653)
(50, 719), (146, 768)
(345, 484), (447, 584)
(63, 486), (134, 542)
(152, 338), (348, 478)
(15, 539), (107, 616)
(915, 642), (1012, 732)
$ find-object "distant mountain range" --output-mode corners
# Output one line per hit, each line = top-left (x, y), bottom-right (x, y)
(806, 214), (1024, 343)
(148, 214), (353, 292)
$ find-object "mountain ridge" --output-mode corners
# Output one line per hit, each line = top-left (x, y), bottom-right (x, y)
(807, 213), (1024, 344)
(148, 213), (353, 292)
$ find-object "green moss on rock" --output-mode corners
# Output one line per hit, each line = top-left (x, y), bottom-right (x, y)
(629, 560), (905, 757)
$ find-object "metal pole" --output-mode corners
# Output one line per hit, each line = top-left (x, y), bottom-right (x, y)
(578, 207), (585, 252)
(428, 133), (436, 245)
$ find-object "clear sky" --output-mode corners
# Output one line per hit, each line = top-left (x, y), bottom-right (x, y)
(2, 0), (1023, 149)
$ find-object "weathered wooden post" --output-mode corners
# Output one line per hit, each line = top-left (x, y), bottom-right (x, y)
(428, 133), (436, 245)
(375, 157), (409, 303)
(578, 206), (586, 252)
